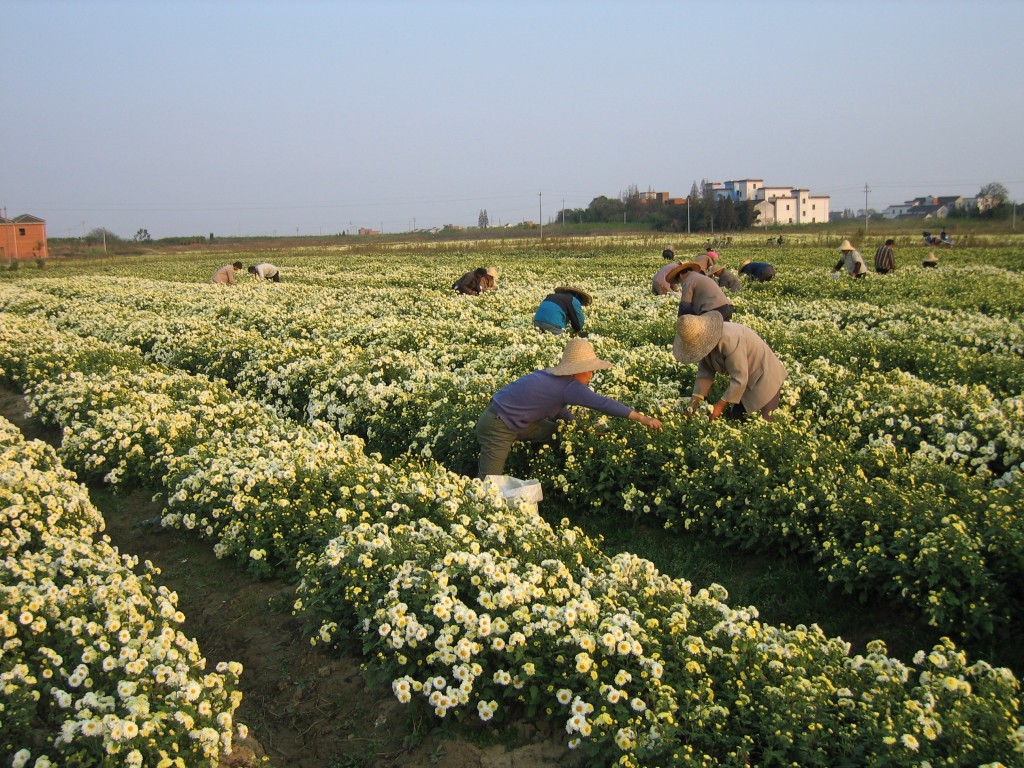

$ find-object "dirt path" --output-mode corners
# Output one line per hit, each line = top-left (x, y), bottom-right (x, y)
(1, 386), (573, 768)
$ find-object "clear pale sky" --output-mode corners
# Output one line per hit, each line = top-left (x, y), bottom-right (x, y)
(3, 0), (1022, 239)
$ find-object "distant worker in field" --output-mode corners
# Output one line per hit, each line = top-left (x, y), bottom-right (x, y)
(212, 261), (243, 285)
(452, 266), (498, 295)
(476, 338), (662, 478)
(673, 312), (787, 422)
(874, 238), (897, 274)
(738, 260), (777, 282)
(709, 263), (742, 292)
(923, 252), (939, 268)
(833, 240), (868, 278)
(533, 286), (591, 335)
(691, 248), (720, 275)
(248, 263), (281, 282)
(661, 244), (677, 260)
(940, 230), (953, 246)
(667, 261), (734, 321)
(652, 254), (683, 295)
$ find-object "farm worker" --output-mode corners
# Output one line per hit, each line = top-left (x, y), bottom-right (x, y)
(452, 266), (498, 295)
(248, 263), (281, 282)
(833, 240), (867, 278)
(673, 312), (787, 422)
(738, 260), (777, 282)
(874, 238), (897, 274)
(666, 262), (734, 321)
(533, 286), (591, 335)
(476, 338), (663, 478)
(923, 252), (939, 268)
(709, 264), (742, 292)
(212, 261), (243, 285)
(704, 248), (721, 270)
(652, 259), (683, 295)
(661, 244), (677, 260)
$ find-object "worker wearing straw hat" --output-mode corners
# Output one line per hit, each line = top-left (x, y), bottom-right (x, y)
(665, 261), (734, 321)
(476, 338), (662, 478)
(533, 286), (592, 335)
(833, 240), (867, 278)
(922, 252), (939, 268)
(709, 263), (742, 292)
(673, 313), (787, 422)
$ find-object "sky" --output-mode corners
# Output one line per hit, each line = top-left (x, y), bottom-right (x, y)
(3, 0), (1023, 239)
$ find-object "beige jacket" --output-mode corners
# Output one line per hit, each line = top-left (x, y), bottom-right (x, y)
(693, 322), (787, 412)
(677, 272), (731, 315)
(212, 264), (237, 285)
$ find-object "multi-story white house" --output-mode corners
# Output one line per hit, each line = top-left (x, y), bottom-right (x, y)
(709, 179), (830, 224)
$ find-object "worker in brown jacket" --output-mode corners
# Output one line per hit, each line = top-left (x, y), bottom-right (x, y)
(672, 312), (787, 421)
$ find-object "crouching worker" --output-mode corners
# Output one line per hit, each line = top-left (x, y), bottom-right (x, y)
(673, 312), (787, 422)
(476, 338), (662, 478)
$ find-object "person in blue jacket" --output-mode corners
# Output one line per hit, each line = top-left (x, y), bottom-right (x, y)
(738, 260), (777, 282)
(533, 286), (591, 335)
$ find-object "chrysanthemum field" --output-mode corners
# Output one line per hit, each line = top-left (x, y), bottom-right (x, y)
(1, 233), (1023, 767)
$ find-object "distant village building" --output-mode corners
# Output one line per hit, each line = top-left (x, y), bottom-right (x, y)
(882, 195), (967, 220)
(1, 214), (48, 261)
(639, 179), (829, 224)
(703, 180), (830, 224)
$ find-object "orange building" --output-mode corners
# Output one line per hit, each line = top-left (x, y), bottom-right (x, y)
(1, 214), (48, 261)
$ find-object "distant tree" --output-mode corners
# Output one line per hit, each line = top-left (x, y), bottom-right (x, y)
(586, 195), (626, 223)
(689, 181), (700, 203)
(620, 184), (644, 222)
(133, 228), (152, 242)
(85, 228), (120, 245)
(478, 209), (489, 228)
(716, 197), (738, 231)
(979, 182), (1009, 206)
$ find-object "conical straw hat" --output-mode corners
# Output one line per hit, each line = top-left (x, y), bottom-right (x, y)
(672, 312), (724, 364)
(545, 338), (613, 376)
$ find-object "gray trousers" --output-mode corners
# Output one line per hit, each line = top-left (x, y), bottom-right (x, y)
(476, 404), (557, 478)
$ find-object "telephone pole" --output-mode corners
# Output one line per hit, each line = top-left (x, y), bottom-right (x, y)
(539, 192), (543, 241)
(864, 183), (870, 234)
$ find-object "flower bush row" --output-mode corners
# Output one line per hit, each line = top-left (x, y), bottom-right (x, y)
(1, 310), (1023, 764)
(0, 414), (245, 768)
(1, 253), (1022, 644)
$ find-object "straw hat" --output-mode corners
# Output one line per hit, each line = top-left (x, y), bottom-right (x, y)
(839, 239), (855, 251)
(485, 266), (498, 277)
(738, 259), (751, 269)
(709, 264), (725, 276)
(672, 312), (724, 364)
(554, 286), (593, 306)
(545, 338), (613, 376)
(923, 253), (938, 265)
(665, 261), (703, 284)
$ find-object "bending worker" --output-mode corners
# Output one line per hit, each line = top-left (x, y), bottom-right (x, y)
(738, 260), (777, 282)
(673, 312), (787, 422)
(248, 263), (281, 282)
(476, 338), (662, 478)
(533, 286), (591, 335)
(666, 261), (734, 321)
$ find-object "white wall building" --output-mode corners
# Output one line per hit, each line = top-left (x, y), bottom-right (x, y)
(710, 179), (830, 224)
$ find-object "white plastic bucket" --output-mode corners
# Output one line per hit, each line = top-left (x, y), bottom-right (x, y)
(484, 475), (544, 505)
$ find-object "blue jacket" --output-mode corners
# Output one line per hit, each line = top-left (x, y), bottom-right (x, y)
(533, 293), (584, 331)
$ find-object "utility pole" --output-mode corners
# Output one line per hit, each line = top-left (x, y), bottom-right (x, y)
(864, 183), (870, 234)
(539, 192), (543, 241)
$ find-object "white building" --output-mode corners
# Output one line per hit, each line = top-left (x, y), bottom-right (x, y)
(709, 179), (830, 224)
